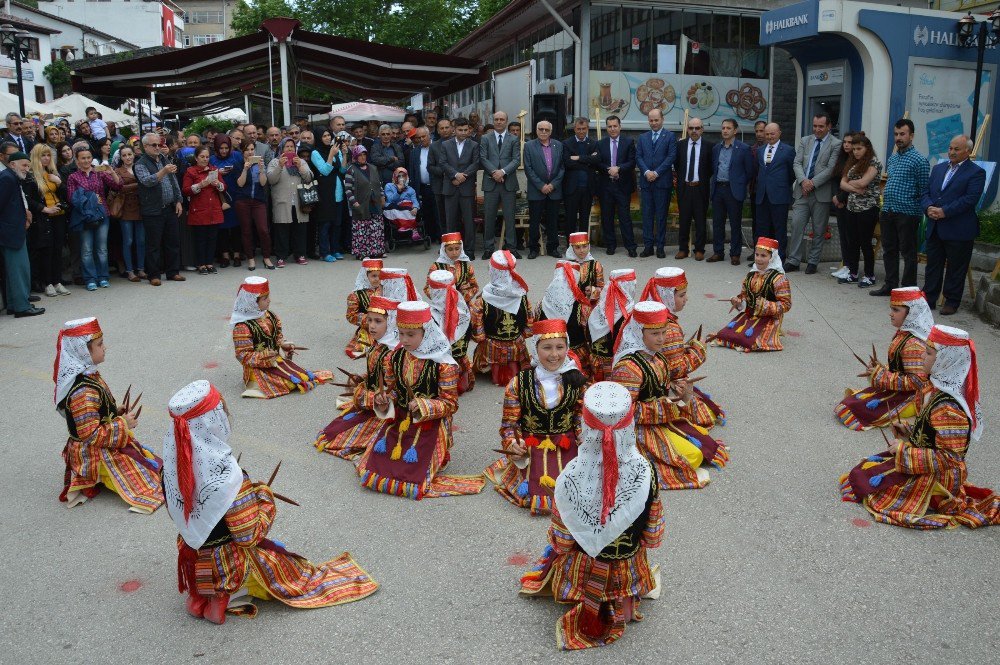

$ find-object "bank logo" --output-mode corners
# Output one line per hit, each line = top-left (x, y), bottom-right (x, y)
(765, 14), (808, 35)
(913, 25), (929, 47)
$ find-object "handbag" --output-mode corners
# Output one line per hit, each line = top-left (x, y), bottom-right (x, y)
(107, 191), (124, 219)
(297, 181), (319, 210)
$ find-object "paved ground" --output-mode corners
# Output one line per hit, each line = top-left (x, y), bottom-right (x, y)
(1, 244), (998, 664)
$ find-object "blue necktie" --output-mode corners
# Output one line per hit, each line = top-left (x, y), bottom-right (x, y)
(652, 131), (659, 145)
(807, 138), (822, 179)
(942, 164), (959, 189)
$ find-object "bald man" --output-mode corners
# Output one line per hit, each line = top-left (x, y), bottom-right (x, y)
(753, 122), (796, 258)
(635, 108), (677, 258)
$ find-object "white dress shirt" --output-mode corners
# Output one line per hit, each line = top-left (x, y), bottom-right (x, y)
(686, 139), (702, 183)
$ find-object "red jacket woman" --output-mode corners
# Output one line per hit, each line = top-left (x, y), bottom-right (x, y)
(182, 145), (227, 272)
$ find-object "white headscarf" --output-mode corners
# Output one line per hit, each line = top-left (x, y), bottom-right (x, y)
(928, 325), (984, 442)
(482, 250), (529, 315)
(427, 269), (470, 342)
(642, 267), (685, 313)
(229, 276), (268, 327)
(588, 268), (636, 341)
(398, 301), (457, 365)
(380, 268), (418, 302)
(354, 259), (383, 291)
(162, 380), (243, 549)
(753, 248), (784, 274)
(894, 287), (934, 341)
(53, 317), (101, 412)
(369, 296), (400, 349)
(564, 245), (594, 262)
(436, 236), (470, 265)
(526, 328), (578, 374)
(613, 301), (667, 365)
(540, 261), (586, 322)
(554, 381), (652, 558)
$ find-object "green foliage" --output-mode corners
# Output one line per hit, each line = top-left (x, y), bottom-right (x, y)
(43, 59), (72, 89)
(184, 116), (237, 136)
(231, 0), (299, 37)
(979, 208), (1000, 245)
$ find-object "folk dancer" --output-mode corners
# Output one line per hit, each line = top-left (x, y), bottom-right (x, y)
(345, 258), (383, 358)
(712, 237), (791, 352)
(471, 250), (534, 386)
(565, 231), (605, 302)
(424, 231), (479, 304)
(535, 260), (593, 375)
(427, 269), (475, 394)
(588, 268), (636, 381)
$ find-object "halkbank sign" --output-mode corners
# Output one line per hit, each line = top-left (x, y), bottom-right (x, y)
(760, 0), (820, 45)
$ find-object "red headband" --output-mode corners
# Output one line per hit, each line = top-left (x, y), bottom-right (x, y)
(560, 262), (589, 306)
(381, 272), (418, 301)
(890, 288), (925, 305)
(397, 304), (432, 328)
(582, 404), (634, 525)
(240, 279), (268, 295)
(428, 278), (460, 341)
(604, 272), (635, 330)
(928, 326), (980, 432)
(532, 318), (568, 339)
(367, 295), (399, 315)
(171, 384), (222, 522)
(640, 273), (687, 302)
(491, 250), (530, 292)
(53, 319), (103, 402)
(362, 258), (383, 271)
(569, 232), (589, 245)
(755, 237), (779, 252)
(441, 232), (463, 245)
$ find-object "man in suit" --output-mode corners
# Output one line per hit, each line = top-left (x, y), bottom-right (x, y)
(409, 127), (441, 242)
(754, 122), (796, 259)
(709, 118), (754, 265)
(479, 110), (521, 259)
(4, 113), (34, 154)
(921, 135), (986, 315)
(522, 120), (564, 259)
(562, 116), (599, 238)
(427, 118), (453, 244)
(0, 151), (43, 317)
(748, 119), (767, 251)
(441, 117), (481, 255)
(596, 115), (637, 257)
(787, 112), (841, 273)
(674, 117), (714, 260)
(370, 123), (405, 185)
(635, 108), (677, 258)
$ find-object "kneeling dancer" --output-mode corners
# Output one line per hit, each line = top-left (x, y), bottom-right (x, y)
(471, 250), (534, 386)
(712, 237), (791, 352)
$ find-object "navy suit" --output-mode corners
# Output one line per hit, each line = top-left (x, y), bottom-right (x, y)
(920, 159), (986, 309)
(0, 168), (31, 313)
(409, 143), (440, 241)
(754, 141), (796, 257)
(711, 139), (754, 258)
(596, 134), (636, 252)
(562, 135), (599, 235)
(635, 129), (677, 250)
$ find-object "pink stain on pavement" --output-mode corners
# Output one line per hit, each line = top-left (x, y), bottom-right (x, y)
(507, 552), (531, 566)
(851, 518), (871, 528)
(119, 579), (142, 593)
(704, 293), (717, 299)
(203, 361), (219, 369)
(786, 330), (802, 337)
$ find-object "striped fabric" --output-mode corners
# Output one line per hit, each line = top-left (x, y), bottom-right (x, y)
(714, 270), (791, 352)
(578, 259), (605, 296)
(661, 318), (724, 428)
(470, 295), (534, 373)
(233, 312), (332, 398)
(345, 288), (377, 358)
(314, 343), (392, 459)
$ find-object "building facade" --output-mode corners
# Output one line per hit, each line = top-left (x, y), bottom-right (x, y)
(36, 0), (184, 50)
(0, 11), (57, 104)
(173, 0), (236, 47)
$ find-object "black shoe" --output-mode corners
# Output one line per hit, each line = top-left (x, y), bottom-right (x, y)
(656, 248), (666, 259)
(548, 249), (561, 259)
(640, 247), (655, 258)
(481, 251), (491, 260)
(198, 267), (209, 275)
(14, 306), (45, 318)
(510, 250), (522, 260)
(868, 287), (892, 296)
(804, 264), (817, 275)
(28, 295), (40, 302)
(784, 263), (800, 272)
(627, 248), (638, 258)
(606, 247), (616, 256)
(528, 250), (539, 259)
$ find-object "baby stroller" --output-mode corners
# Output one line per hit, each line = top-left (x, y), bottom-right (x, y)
(382, 167), (431, 252)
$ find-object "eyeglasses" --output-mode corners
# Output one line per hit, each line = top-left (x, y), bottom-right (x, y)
(537, 128), (551, 132)
(687, 126), (703, 131)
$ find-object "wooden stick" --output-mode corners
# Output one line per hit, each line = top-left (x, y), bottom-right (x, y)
(972, 113), (991, 158)
(880, 427), (891, 448)
(267, 460), (282, 487)
(852, 351), (869, 368)
(492, 448), (525, 456)
(272, 491), (300, 506)
(871, 343), (878, 365)
(687, 375), (706, 384)
(332, 382), (353, 388)
(236, 452), (242, 464)
(291, 346), (309, 351)
(595, 106), (602, 140)
(135, 405), (142, 418)
(132, 392), (143, 409)
(122, 384), (132, 412)
(337, 367), (363, 382)
(681, 109), (690, 140)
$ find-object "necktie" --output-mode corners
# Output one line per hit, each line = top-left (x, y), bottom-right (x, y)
(765, 145), (774, 165)
(807, 138), (821, 179)
(611, 139), (618, 167)
(16, 136), (23, 151)
(652, 131), (659, 145)
(687, 140), (697, 182)
(942, 164), (959, 189)
(497, 133), (503, 150)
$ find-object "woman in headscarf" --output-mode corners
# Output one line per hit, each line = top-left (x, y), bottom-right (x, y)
(841, 325), (998, 529)
(231, 276), (332, 399)
(587, 268), (636, 381)
(424, 231), (478, 304)
(611, 301), (729, 490)
(470, 250), (535, 386)
(711, 237), (791, 352)
(519, 381), (663, 650)
(344, 144), (386, 259)
(356, 301), (485, 500)
(210, 133), (243, 267)
(344, 258), (383, 359)
(534, 260), (593, 376)
(266, 137), (314, 267)
(836, 287), (933, 431)
(53, 317), (164, 513)
(427, 269), (475, 394)
(165, 380), (378, 625)
(485, 319), (587, 515)
(641, 267), (725, 429)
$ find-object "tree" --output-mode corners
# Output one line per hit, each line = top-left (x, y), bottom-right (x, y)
(43, 59), (72, 97)
(231, 0), (299, 37)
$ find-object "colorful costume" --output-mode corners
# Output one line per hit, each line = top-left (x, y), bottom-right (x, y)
(427, 269), (475, 394)
(712, 237), (791, 352)
(535, 260), (593, 375)
(471, 250), (534, 386)
(611, 302), (729, 490)
(165, 380), (377, 624)
(641, 267), (725, 428)
(357, 301), (485, 500)
(841, 325), (998, 529)
(231, 277), (332, 399)
(836, 287), (933, 430)
(485, 319), (585, 515)
(314, 296), (399, 460)
(424, 232), (479, 304)
(566, 232), (605, 303)
(520, 382), (663, 650)
(55, 317), (163, 513)
(588, 269), (636, 381)
(345, 258), (382, 358)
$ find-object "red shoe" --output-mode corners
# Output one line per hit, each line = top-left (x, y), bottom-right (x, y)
(203, 593), (229, 625)
(186, 591), (208, 618)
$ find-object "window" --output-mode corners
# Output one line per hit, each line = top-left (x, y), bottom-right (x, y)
(184, 34), (223, 47)
(188, 11), (224, 24)
(3, 37), (40, 62)
(35, 85), (45, 103)
(8, 83), (19, 95)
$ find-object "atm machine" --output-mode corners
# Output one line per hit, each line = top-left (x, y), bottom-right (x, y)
(805, 60), (850, 137)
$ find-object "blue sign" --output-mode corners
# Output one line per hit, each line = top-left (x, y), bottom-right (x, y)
(858, 10), (1000, 63)
(760, 0), (819, 46)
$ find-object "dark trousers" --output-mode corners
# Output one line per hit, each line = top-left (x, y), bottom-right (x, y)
(418, 183), (441, 242)
(563, 187), (593, 236)
(144, 206), (181, 279)
(235, 198), (272, 259)
(216, 226), (241, 259)
(529, 198), (560, 253)
(445, 194), (476, 253)
(923, 227), (973, 309)
(640, 187), (670, 249)
(834, 204), (849, 265)
(845, 207), (878, 278)
(316, 203), (343, 256)
(879, 211), (920, 288)
(192, 225), (220, 266)
(599, 185), (636, 251)
(755, 196), (789, 259)
(274, 207), (307, 258)
(482, 187), (517, 253)
(306, 217), (319, 258)
(1, 242), (30, 313)
(712, 184), (743, 257)
(677, 183), (708, 253)
(749, 186), (758, 250)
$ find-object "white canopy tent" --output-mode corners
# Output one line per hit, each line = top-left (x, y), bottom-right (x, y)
(309, 101), (406, 124)
(47, 93), (134, 127)
(0, 92), (67, 125)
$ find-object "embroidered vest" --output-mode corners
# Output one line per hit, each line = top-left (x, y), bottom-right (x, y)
(598, 466), (658, 561)
(244, 311), (279, 352)
(537, 305), (587, 349)
(516, 369), (580, 435)
(355, 288), (372, 315)
(631, 352), (670, 402)
(484, 298), (528, 341)
(579, 260), (599, 290)
(390, 349), (440, 411)
(910, 391), (967, 449)
(591, 317), (625, 359)
(365, 344), (392, 391)
(63, 373), (117, 440)
(888, 332), (914, 373)
(743, 270), (780, 314)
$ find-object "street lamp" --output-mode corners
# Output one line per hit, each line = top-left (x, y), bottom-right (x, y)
(0, 24), (31, 117)
(956, 10), (1000, 144)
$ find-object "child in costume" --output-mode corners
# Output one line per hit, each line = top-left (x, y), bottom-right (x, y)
(641, 267), (725, 429)
(314, 296), (399, 460)
(588, 268), (636, 381)
(382, 167), (421, 241)
(712, 237), (791, 352)
(357, 301), (485, 500)
(565, 231), (604, 302)
(425, 231), (479, 304)
(611, 301), (729, 490)
(379, 267), (419, 302)
(345, 258), (383, 358)
(471, 250), (534, 386)
(427, 269), (475, 394)
(231, 277), (332, 398)
(485, 319), (588, 515)
(165, 380), (378, 625)
(55, 317), (164, 513)
(841, 325), (999, 529)
(520, 381), (663, 650)
(535, 260), (593, 375)
(835, 286), (932, 430)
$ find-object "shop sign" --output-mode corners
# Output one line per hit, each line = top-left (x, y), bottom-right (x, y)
(808, 66), (844, 86)
(760, 0), (819, 45)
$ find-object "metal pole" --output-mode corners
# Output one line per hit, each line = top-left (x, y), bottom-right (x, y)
(137, 98), (144, 136)
(972, 21), (986, 143)
(245, 93), (251, 124)
(267, 37), (275, 126)
(279, 39), (291, 127)
(13, 37), (24, 117)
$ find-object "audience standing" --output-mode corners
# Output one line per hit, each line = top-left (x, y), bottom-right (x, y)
(441, 117), (480, 255)
(675, 116), (713, 260)
(787, 112), (841, 273)
(479, 111), (521, 259)
(754, 122), (796, 260)
(562, 116), (599, 239)
(635, 108), (676, 258)
(523, 119), (564, 259)
(709, 118), (754, 265)
(596, 115), (637, 257)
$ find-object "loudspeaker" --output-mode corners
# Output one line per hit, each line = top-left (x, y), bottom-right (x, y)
(532, 93), (566, 137)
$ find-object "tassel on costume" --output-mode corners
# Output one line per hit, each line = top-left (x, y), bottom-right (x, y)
(525, 435), (540, 448)
(342, 411), (357, 421)
(869, 473), (885, 488)
(865, 398), (881, 410)
(373, 437), (387, 454)
(539, 475), (556, 488)
(557, 434), (572, 450)
(516, 480), (530, 498)
(403, 445), (418, 463)
(744, 326), (755, 337)
(727, 321), (737, 329)
(866, 454), (884, 462)
(390, 441), (403, 460)
(538, 436), (557, 451)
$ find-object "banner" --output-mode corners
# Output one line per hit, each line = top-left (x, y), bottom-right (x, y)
(162, 6), (175, 48)
(909, 63), (992, 163)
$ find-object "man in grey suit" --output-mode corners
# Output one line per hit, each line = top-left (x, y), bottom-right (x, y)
(480, 110), (521, 259)
(523, 120), (564, 259)
(441, 117), (481, 255)
(787, 112), (841, 273)
(427, 118), (453, 239)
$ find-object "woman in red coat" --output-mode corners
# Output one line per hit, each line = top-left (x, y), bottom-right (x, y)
(182, 145), (226, 275)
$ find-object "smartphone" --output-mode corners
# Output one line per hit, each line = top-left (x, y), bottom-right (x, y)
(283, 153), (295, 167)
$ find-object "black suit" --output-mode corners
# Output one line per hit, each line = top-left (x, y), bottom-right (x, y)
(409, 143), (440, 241)
(7, 134), (33, 154)
(675, 138), (714, 253)
(595, 135), (637, 252)
(562, 135), (599, 235)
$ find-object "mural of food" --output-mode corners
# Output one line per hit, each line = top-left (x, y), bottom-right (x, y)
(635, 77), (676, 116)
(685, 81), (720, 119)
(725, 82), (768, 121)
(590, 72), (630, 116)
